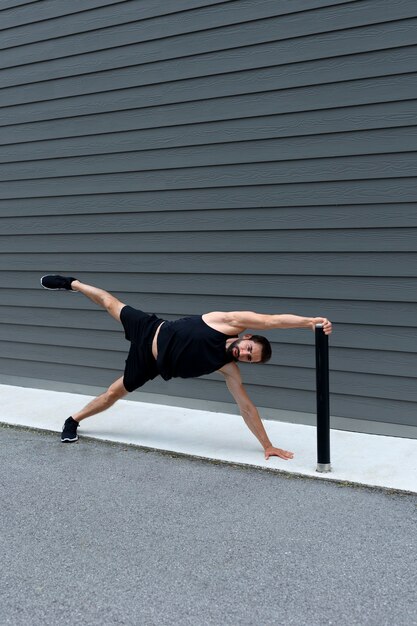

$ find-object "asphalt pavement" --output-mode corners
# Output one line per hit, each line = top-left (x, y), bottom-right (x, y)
(0, 425), (416, 626)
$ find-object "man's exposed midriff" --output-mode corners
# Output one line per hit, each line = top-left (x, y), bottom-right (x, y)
(152, 322), (164, 360)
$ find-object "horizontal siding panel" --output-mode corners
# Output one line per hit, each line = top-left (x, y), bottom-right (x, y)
(2, 72), (417, 128)
(2, 43), (417, 108)
(3, 0), (416, 70)
(0, 1), (39, 10)
(0, 0), (361, 50)
(0, 358), (123, 391)
(0, 324), (127, 353)
(1, 99), (416, 147)
(3, 17), (417, 87)
(2, 126), (417, 172)
(0, 180), (416, 215)
(0, 0), (244, 46)
(1, 233), (416, 256)
(1, 290), (417, 328)
(2, 0), (410, 51)
(0, 340), (125, 372)
(0, 0), (361, 18)
(0, 272), (417, 308)
(0, 1), (128, 31)
(3, 110), (417, 160)
(1, 156), (417, 197)
(0, 1), (241, 31)
(1, 205), (417, 232)
(0, 305), (119, 332)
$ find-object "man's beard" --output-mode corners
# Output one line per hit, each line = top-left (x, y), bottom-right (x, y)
(226, 339), (241, 362)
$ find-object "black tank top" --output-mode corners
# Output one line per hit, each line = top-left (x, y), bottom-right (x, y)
(156, 316), (237, 381)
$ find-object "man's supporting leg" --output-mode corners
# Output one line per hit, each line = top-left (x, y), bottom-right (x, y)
(71, 279), (126, 322)
(62, 377), (128, 442)
(73, 376), (128, 423)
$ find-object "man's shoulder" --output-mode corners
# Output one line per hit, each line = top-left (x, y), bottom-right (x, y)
(202, 311), (228, 324)
(202, 311), (243, 335)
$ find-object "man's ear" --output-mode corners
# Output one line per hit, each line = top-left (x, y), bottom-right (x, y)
(242, 334), (252, 339)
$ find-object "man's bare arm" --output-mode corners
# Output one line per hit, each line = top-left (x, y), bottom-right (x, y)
(219, 362), (294, 461)
(203, 311), (332, 335)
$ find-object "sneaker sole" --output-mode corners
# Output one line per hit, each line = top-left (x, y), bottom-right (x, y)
(61, 436), (79, 442)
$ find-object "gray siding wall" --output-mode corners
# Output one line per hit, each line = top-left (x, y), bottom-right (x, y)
(0, 0), (416, 434)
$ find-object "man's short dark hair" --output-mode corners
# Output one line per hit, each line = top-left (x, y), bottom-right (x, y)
(251, 335), (272, 363)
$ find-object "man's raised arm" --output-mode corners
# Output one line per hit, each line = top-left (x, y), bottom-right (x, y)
(219, 362), (294, 461)
(203, 311), (332, 335)
(230, 312), (332, 333)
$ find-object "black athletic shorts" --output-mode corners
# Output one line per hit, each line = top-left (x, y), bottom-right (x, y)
(120, 305), (163, 392)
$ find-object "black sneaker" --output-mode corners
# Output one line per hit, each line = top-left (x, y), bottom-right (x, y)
(61, 416), (79, 442)
(41, 275), (77, 291)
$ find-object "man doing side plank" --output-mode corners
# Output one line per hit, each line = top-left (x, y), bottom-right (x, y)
(40, 275), (332, 460)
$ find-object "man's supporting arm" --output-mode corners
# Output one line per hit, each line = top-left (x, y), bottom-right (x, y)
(219, 363), (294, 461)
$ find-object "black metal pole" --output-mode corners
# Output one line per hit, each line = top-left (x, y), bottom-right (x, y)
(315, 324), (331, 472)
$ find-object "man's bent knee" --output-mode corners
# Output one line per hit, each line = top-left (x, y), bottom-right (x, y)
(106, 377), (129, 403)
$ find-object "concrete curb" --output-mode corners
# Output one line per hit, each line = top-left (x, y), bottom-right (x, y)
(1, 384), (416, 494)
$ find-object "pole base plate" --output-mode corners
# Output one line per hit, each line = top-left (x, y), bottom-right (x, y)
(316, 463), (332, 473)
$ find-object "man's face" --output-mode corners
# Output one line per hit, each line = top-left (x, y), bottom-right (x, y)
(227, 338), (263, 363)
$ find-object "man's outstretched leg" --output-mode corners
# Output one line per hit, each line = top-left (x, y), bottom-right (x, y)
(41, 274), (126, 322)
(61, 376), (128, 442)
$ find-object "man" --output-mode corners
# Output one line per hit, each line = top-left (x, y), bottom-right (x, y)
(41, 275), (332, 459)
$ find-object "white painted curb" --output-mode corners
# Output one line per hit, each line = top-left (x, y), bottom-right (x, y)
(1, 384), (416, 493)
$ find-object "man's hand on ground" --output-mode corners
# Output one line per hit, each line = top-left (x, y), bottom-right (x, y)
(264, 446), (294, 461)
